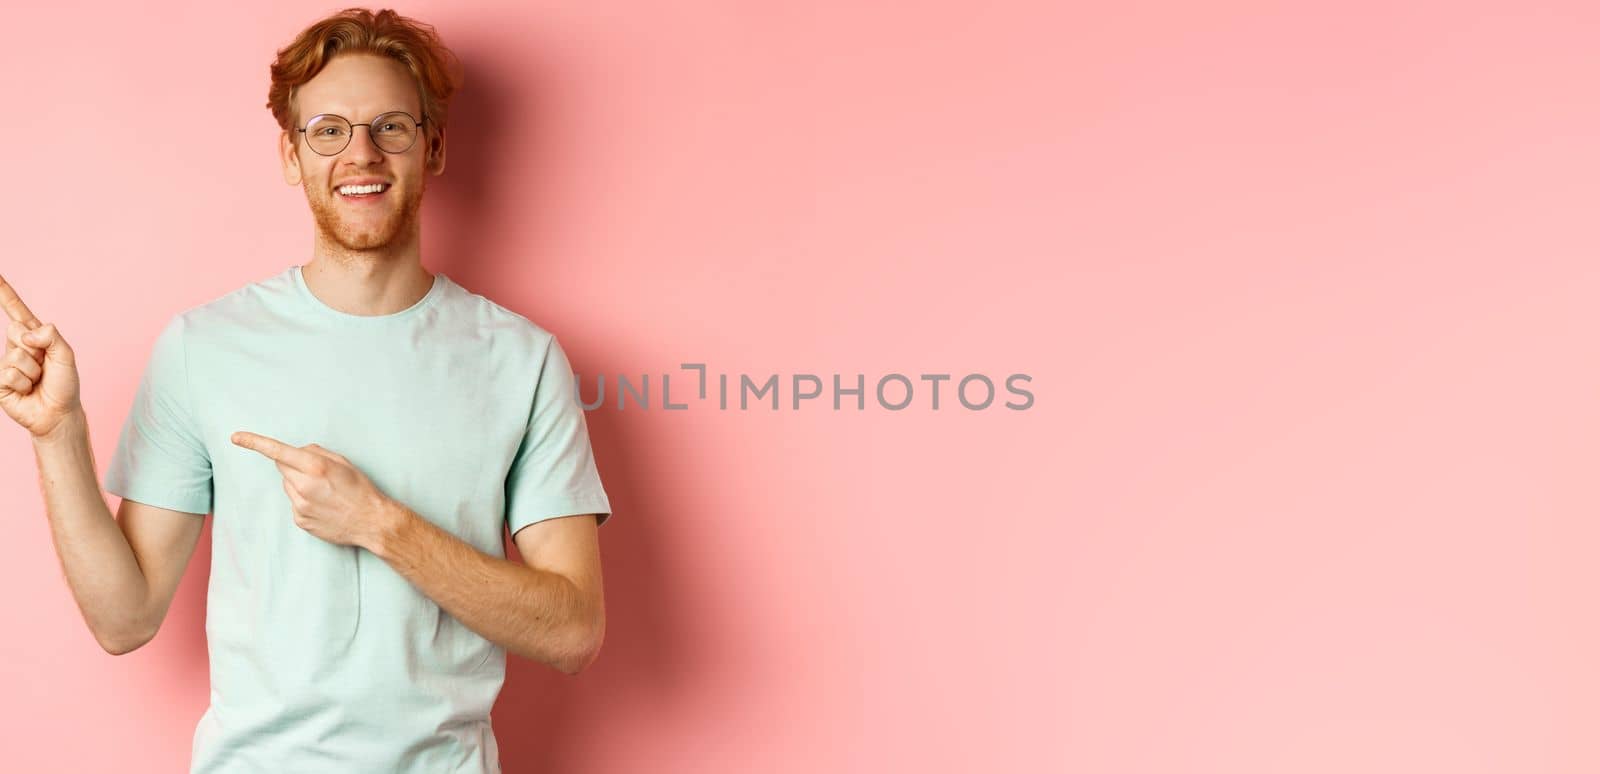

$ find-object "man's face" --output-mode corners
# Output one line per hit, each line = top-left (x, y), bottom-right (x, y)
(277, 53), (446, 253)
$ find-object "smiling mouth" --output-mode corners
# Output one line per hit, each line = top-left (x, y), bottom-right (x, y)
(336, 183), (391, 201)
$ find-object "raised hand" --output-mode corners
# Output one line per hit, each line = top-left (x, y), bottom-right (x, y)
(0, 273), (81, 440)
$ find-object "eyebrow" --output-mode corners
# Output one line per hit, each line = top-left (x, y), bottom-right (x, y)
(306, 109), (417, 119)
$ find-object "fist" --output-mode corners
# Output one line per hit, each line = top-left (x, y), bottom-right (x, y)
(0, 275), (82, 440)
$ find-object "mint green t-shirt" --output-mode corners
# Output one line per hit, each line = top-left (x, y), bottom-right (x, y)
(102, 264), (612, 774)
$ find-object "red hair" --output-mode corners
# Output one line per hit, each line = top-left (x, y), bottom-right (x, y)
(266, 7), (463, 145)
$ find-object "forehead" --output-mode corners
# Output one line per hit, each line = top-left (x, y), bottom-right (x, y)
(296, 53), (422, 118)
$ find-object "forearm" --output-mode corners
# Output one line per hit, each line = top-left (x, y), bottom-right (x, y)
(367, 501), (600, 675)
(31, 409), (153, 652)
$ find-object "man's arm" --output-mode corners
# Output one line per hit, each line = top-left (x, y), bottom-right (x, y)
(33, 408), (205, 654)
(366, 502), (606, 676)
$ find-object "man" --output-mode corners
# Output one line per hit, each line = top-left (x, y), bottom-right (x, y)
(1, 8), (612, 773)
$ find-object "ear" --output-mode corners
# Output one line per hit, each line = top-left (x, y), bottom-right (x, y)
(280, 129), (303, 186)
(427, 126), (446, 176)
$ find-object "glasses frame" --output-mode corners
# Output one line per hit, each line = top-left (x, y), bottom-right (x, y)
(295, 111), (429, 156)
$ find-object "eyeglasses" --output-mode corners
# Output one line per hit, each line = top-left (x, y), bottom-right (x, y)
(295, 111), (428, 156)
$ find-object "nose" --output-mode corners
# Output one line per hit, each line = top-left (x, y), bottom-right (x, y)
(341, 124), (386, 162)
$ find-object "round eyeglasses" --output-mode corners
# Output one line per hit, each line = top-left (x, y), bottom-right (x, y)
(296, 111), (428, 156)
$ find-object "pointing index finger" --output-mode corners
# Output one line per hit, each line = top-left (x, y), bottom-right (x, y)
(0, 274), (42, 329)
(231, 430), (321, 472)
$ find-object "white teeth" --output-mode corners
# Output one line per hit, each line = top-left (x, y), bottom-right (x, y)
(338, 183), (388, 195)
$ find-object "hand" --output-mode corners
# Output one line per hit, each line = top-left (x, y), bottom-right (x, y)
(0, 273), (82, 440)
(230, 430), (396, 550)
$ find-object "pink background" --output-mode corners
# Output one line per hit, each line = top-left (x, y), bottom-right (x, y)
(2, 1), (1597, 771)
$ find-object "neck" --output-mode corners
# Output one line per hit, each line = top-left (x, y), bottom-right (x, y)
(300, 253), (434, 316)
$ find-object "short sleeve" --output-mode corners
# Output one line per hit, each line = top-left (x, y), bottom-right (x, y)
(102, 314), (213, 516)
(504, 335), (612, 534)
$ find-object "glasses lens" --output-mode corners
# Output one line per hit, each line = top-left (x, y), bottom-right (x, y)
(371, 112), (420, 153)
(304, 115), (352, 155)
